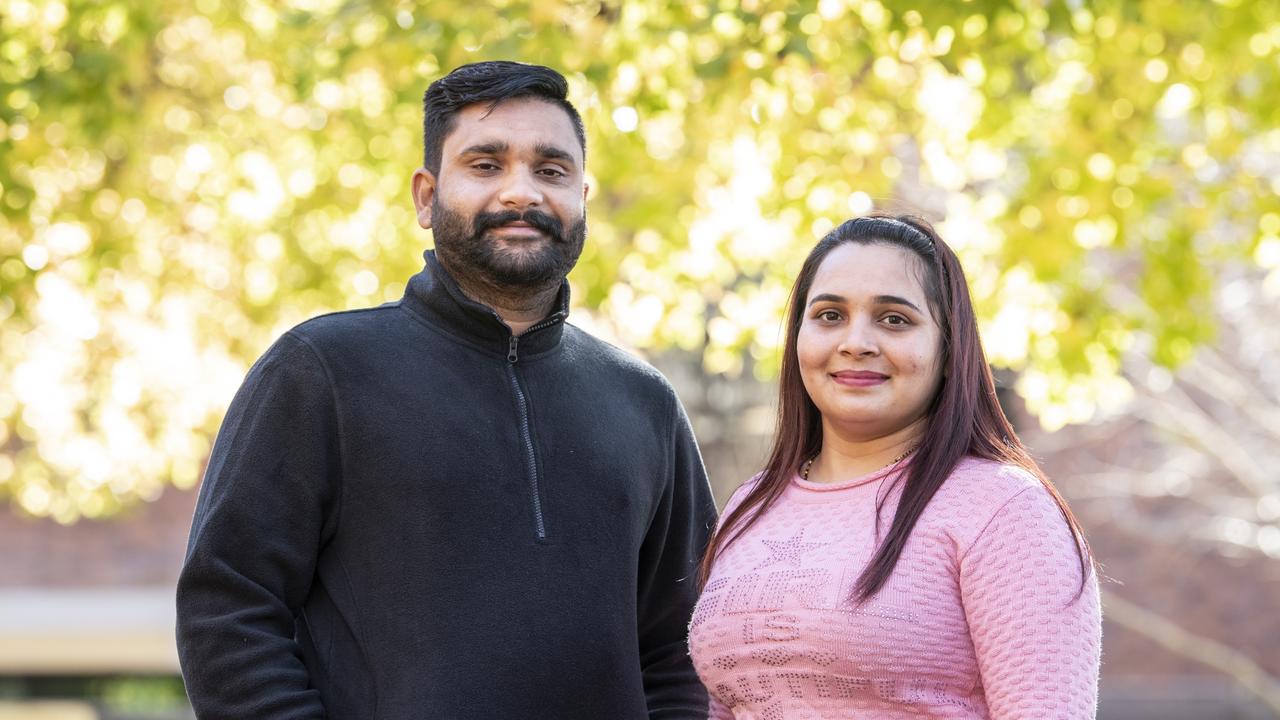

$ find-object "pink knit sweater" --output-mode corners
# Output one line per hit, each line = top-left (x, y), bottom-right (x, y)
(689, 457), (1101, 719)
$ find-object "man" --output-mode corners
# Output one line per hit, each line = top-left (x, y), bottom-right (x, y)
(176, 61), (717, 719)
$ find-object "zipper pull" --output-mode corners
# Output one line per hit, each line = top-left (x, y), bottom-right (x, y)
(507, 335), (519, 363)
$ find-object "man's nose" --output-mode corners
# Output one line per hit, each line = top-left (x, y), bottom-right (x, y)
(497, 167), (544, 209)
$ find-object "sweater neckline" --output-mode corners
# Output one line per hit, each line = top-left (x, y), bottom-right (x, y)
(399, 250), (570, 359)
(790, 457), (907, 494)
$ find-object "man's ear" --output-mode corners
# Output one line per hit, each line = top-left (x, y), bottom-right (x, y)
(582, 180), (590, 205)
(411, 168), (437, 229)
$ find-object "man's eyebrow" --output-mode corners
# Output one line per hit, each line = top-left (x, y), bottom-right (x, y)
(457, 141), (577, 167)
(535, 143), (577, 165)
(458, 141), (509, 156)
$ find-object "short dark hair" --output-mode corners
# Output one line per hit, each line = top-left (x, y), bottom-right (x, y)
(421, 61), (586, 174)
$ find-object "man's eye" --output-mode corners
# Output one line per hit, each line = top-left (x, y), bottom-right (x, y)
(473, 162), (499, 171)
(539, 167), (566, 177)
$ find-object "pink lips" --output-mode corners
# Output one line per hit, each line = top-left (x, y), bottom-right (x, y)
(831, 370), (888, 387)
(492, 221), (543, 237)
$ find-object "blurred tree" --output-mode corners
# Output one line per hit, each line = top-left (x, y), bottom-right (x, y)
(1057, 266), (1280, 561)
(1, 0), (1277, 521)
(1025, 263), (1280, 712)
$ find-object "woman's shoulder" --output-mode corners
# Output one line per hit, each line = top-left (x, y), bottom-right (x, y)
(721, 473), (765, 517)
(945, 456), (1040, 494)
(932, 456), (1052, 534)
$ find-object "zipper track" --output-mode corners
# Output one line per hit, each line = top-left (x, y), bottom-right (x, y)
(504, 317), (560, 541)
(506, 362), (546, 539)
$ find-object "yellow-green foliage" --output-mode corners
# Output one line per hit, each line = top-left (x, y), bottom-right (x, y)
(1, 0), (1277, 520)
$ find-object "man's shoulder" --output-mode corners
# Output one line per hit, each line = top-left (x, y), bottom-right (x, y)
(243, 303), (410, 376)
(285, 301), (407, 350)
(560, 323), (674, 391)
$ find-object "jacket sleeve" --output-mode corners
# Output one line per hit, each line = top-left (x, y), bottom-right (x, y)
(637, 390), (719, 719)
(176, 332), (341, 719)
(959, 485), (1102, 720)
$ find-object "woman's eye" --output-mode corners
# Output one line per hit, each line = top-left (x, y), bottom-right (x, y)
(817, 310), (842, 322)
(882, 314), (909, 326)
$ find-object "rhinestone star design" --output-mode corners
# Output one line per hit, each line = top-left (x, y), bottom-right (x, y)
(756, 528), (826, 569)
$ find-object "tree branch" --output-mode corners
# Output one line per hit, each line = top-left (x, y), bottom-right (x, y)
(1102, 590), (1280, 714)
(1129, 386), (1273, 499)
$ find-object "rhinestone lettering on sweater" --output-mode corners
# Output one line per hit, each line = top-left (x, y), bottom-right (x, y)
(689, 459), (1103, 719)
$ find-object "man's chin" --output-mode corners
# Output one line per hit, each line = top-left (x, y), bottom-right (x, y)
(482, 251), (568, 287)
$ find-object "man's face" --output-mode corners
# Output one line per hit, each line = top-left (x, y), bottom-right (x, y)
(412, 97), (588, 290)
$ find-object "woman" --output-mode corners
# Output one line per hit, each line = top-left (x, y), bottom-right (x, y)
(689, 215), (1101, 719)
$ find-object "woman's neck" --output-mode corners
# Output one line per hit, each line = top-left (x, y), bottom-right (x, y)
(805, 418), (927, 484)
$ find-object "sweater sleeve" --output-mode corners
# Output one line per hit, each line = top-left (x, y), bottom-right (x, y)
(708, 696), (734, 719)
(175, 332), (341, 719)
(959, 485), (1101, 720)
(636, 392), (719, 719)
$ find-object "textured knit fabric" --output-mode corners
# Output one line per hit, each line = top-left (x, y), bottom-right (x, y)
(176, 251), (718, 719)
(689, 456), (1100, 719)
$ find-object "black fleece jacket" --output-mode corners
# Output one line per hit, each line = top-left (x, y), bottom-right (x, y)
(176, 252), (717, 719)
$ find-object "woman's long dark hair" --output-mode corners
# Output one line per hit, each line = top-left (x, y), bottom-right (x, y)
(698, 214), (1092, 601)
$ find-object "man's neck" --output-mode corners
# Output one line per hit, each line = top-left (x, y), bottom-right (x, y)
(448, 269), (561, 336)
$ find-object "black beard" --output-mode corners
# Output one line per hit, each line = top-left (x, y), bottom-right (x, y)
(431, 199), (586, 291)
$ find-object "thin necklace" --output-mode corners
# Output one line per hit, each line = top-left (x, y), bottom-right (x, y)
(800, 446), (917, 482)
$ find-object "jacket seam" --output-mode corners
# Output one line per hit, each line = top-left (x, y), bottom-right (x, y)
(284, 330), (347, 542)
(284, 329), (379, 715)
(664, 389), (678, 497)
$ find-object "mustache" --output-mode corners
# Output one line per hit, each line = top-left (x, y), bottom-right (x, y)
(472, 209), (564, 241)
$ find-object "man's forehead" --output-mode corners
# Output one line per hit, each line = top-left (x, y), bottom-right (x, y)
(443, 97), (581, 161)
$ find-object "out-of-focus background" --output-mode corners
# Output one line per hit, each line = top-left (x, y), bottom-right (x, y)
(1, 0), (1278, 717)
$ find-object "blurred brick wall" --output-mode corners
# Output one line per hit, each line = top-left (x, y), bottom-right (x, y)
(1, 489), (196, 588)
(1034, 443), (1280, 684)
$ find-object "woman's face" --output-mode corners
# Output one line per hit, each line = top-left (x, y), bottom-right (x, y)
(797, 242), (944, 442)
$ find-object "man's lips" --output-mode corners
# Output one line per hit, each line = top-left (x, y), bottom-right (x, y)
(475, 209), (563, 240)
(489, 221), (545, 237)
(831, 370), (889, 387)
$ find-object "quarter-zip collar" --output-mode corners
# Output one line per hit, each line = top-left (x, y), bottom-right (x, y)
(401, 250), (570, 359)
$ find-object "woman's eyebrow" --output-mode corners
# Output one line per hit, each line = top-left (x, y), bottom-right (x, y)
(807, 293), (845, 307)
(875, 295), (923, 313)
(808, 292), (923, 313)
